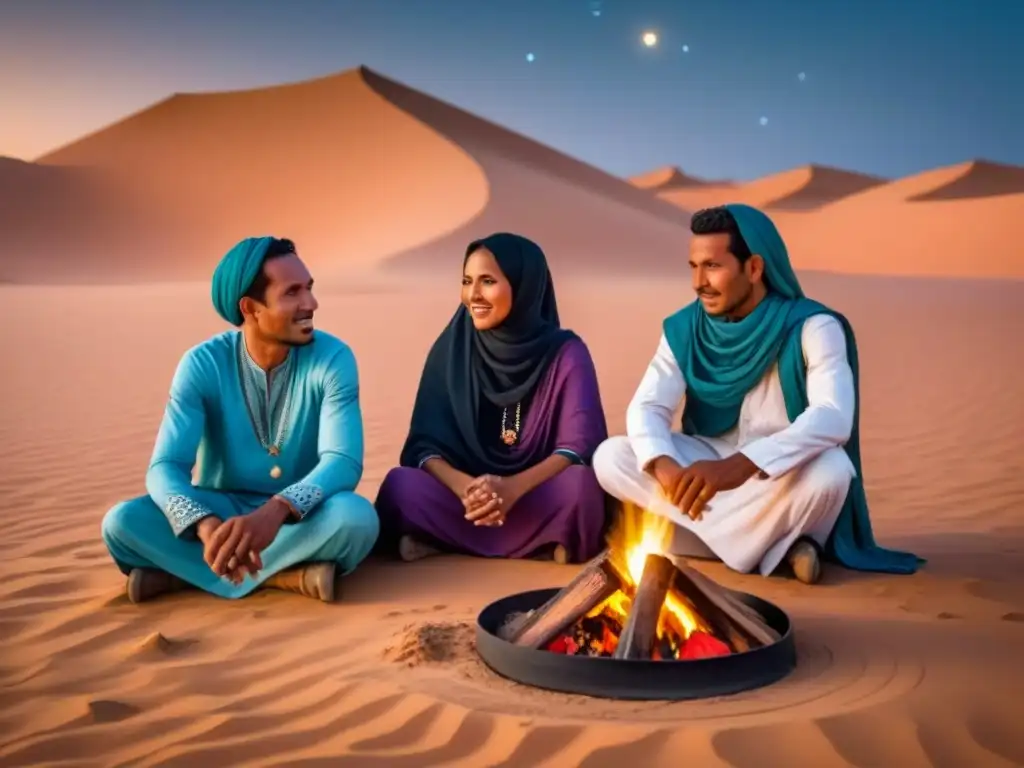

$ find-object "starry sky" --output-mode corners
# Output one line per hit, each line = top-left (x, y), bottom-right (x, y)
(1, 0), (1020, 181)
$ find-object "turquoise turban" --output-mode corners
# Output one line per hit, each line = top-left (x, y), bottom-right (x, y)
(211, 236), (274, 326)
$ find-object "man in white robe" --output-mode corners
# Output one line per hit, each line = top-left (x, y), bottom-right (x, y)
(593, 204), (921, 584)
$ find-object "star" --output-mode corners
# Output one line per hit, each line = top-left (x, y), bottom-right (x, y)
(759, 116), (768, 126)
(526, 52), (535, 63)
(642, 31), (658, 47)
(798, 71), (806, 81)
(682, 44), (690, 53)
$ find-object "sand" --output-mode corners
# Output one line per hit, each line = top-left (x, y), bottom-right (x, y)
(2, 67), (692, 284)
(2, 62), (1023, 766)
(774, 162), (1024, 279)
(2, 273), (1023, 767)
(650, 165), (887, 213)
(5, 65), (1024, 284)
(628, 166), (733, 192)
(629, 159), (1024, 279)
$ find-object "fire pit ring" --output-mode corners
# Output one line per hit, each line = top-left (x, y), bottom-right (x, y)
(475, 587), (796, 701)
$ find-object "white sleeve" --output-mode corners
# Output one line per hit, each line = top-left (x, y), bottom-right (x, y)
(740, 314), (855, 477)
(626, 333), (687, 473)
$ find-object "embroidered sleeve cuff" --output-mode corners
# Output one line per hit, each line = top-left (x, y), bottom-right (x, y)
(631, 436), (677, 474)
(553, 448), (585, 465)
(165, 494), (215, 538)
(278, 482), (325, 520)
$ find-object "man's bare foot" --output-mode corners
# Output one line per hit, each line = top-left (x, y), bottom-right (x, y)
(398, 535), (441, 562)
(785, 539), (821, 585)
(264, 562), (337, 602)
(126, 568), (190, 604)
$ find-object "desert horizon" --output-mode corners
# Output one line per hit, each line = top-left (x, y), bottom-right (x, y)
(3, 40), (1023, 768)
(3, 65), (1023, 285)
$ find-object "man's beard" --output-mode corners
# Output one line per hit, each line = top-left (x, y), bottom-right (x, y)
(718, 282), (754, 318)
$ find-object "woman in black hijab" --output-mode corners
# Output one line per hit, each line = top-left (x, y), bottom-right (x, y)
(375, 233), (609, 563)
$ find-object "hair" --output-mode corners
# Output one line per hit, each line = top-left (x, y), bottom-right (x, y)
(690, 207), (753, 263)
(243, 237), (297, 303)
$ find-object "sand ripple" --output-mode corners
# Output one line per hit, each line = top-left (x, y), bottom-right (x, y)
(2, 280), (1023, 766)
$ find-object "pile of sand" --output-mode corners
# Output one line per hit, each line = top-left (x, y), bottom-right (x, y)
(382, 621), (476, 667)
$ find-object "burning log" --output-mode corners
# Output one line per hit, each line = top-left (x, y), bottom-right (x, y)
(502, 551), (623, 649)
(613, 552), (676, 660)
(668, 572), (751, 653)
(499, 505), (785, 662)
(670, 557), (781, 649)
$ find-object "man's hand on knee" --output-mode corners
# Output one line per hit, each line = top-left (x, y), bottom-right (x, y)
(200, 500), (289, 583)
(646, 454), (761, 521)
(197, 516), (247, 583)
(647, 457), (698, 517)
(197, 516), (252, 584)
(673, 454), (762, 520)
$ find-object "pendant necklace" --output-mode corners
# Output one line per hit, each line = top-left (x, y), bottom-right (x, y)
(501, 402), (521, 446)
(260, 385), (292, 479)
(240, 346), (294, 479)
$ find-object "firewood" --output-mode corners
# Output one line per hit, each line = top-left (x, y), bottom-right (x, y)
(671, 557), (782, 648)
(613, 553), (676, 660)
(668, 575), (752, 653)
(496, 611), (530, 641)
(506, 550), (623, 649)
(681, 561), (782, 645)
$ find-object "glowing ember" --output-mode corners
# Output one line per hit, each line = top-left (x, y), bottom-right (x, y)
(543, 504), (732, 661)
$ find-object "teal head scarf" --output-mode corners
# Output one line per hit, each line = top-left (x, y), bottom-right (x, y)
(211, 236), (274, 326)
(662, 203), (923, 575)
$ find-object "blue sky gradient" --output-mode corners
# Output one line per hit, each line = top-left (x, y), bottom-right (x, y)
(2, 0), (1019, 180)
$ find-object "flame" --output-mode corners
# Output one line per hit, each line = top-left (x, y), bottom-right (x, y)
(590, 503), (709, 641)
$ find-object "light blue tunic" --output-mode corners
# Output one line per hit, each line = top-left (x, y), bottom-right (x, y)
(101, 329), (379, 598)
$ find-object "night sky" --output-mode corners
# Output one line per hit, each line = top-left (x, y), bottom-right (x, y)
(2, 0), (1020, 181)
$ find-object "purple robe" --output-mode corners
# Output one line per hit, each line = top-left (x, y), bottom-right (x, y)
(375, 338), (609, 562)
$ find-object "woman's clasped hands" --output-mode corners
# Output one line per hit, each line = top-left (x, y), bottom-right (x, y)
(461, 474), (523, 527)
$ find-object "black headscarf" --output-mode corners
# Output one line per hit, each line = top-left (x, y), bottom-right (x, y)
(399, 233), (578, 476)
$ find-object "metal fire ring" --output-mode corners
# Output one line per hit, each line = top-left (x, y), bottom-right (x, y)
(475, 587), (797, 701)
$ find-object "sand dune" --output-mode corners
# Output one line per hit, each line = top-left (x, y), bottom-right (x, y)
(5, 67), (1022, 283)
(777, 161), (1024, 278)
(849, 159), (1024, 203)
(653, 164), (887, 213)
(359, 69), (695, 276)
(627, 165), (731, 192)
(0, 157), (181, 283)
(626, 158), (1024, 278)
(909, 160), (1024, 201)
(6, 66), (693, 284)
(25, 67), (491, 283)
(2, 276), (1023, 764)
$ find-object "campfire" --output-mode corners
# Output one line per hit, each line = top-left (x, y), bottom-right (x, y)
(498, 505), (781, 661)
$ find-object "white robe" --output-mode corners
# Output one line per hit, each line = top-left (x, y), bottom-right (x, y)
(593, 314), (857, 576)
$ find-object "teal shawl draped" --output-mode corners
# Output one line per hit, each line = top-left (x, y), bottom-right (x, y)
(662, 203), (922, 574)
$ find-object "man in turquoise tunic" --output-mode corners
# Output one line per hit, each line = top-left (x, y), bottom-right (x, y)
(101, 236), (380, 603)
